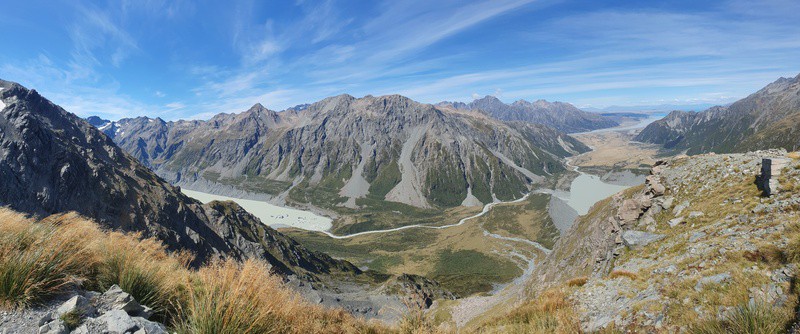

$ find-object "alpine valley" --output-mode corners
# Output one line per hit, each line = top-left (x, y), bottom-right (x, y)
(2, 3), (800, 332)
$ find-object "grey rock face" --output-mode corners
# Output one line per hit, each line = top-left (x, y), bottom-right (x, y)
(635, 73), (800, 154)
(439, 96), (619, 133)
(38, 319), (68, 334)
(99, 94), (590, 209)
(621, 230), (665, 248)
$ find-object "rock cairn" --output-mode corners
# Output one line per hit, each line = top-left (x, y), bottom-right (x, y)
(760, 157), (791, 196)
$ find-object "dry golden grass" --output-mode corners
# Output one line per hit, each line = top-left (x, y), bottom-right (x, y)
(743, 244), (785, 265)
(178, 259), (380, 334)
(396, 292), (454, 334)
(565, 277), (588, 287)
(0, 208), (386, 333)
(470, 288), (581, 334)
(608, 270), (638, 280)
(690, 302), (790, 334)
(787, 151), (800, 160)
(0, 211), (97, 308)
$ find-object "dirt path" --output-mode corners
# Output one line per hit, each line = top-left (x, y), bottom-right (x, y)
(321, 192), (534, 239)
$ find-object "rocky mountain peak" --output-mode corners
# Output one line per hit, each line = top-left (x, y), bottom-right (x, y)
(248, 102), (268, 112)
(636, 72), (800, 154)
(473, 95), (504, 106)
(86, 116), (111, 127)
(460, 95), (618, 133)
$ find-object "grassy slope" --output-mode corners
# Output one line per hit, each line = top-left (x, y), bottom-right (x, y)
(474, 153), (800, 333)
(0, 209), (386, 333)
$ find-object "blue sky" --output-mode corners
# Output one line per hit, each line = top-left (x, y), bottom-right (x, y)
(1, 0), (799, 120)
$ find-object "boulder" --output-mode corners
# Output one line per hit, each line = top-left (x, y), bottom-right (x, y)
(72, 310), (166, 334)
(659, 196), (674, 210)
(132, 316), (169, 334)
(618, 197), (651, 225)
(668, 217), (685, 227)
(101, 310), (138, 333)
(38, 319), (68, 334)
(99, 285), (147, 317)
(55, 295), (95, 318)
(645, 175), (665, 196)
(695, 273), (732, 291)
(622, 230), (665, 248)
(673, 201), (690, 215)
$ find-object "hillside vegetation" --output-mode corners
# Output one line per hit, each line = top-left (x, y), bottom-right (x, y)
(0, 208), (388, 333)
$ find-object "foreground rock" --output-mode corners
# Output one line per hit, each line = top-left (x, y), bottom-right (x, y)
(37, 285), (166, 334)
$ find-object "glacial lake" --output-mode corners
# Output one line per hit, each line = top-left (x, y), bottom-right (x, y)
(555, 114), (663, 216)
(181, 189), (333, 232)
(561, 172), (630, 215)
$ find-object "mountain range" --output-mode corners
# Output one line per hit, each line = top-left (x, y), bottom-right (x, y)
(438, 96), (618, 133)
(635, 73), (800, 154)
(91, 94), (590, 213)
(0, 79), (362, 281)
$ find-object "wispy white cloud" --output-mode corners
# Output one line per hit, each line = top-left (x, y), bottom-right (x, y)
(3, 0), (799, 119)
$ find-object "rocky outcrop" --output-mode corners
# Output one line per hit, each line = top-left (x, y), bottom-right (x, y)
(393, 274), (457, 308)
(529, 150), (800, 332)
(38, 285), (166, 334)
(0, 79), (361, 280)
(635, 73), (800, 154)
(95, 94), (589, 210)
(438, 96), (619, 133)
(532, 163), (669, 285)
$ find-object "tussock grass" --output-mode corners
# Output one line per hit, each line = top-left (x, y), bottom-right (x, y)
(0, 208), (385, 333)
(690, 302), (789, 334)
(178, 259), (298, 333)
(0, 211), (96, 308)
(92, 231), (189, 320)
(565, 277), (588, 287)
(60, 309), (82, 330)
(397, 292), (452, 334)
(471, 288), (581, 334)
(608, 270), (638, 280)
